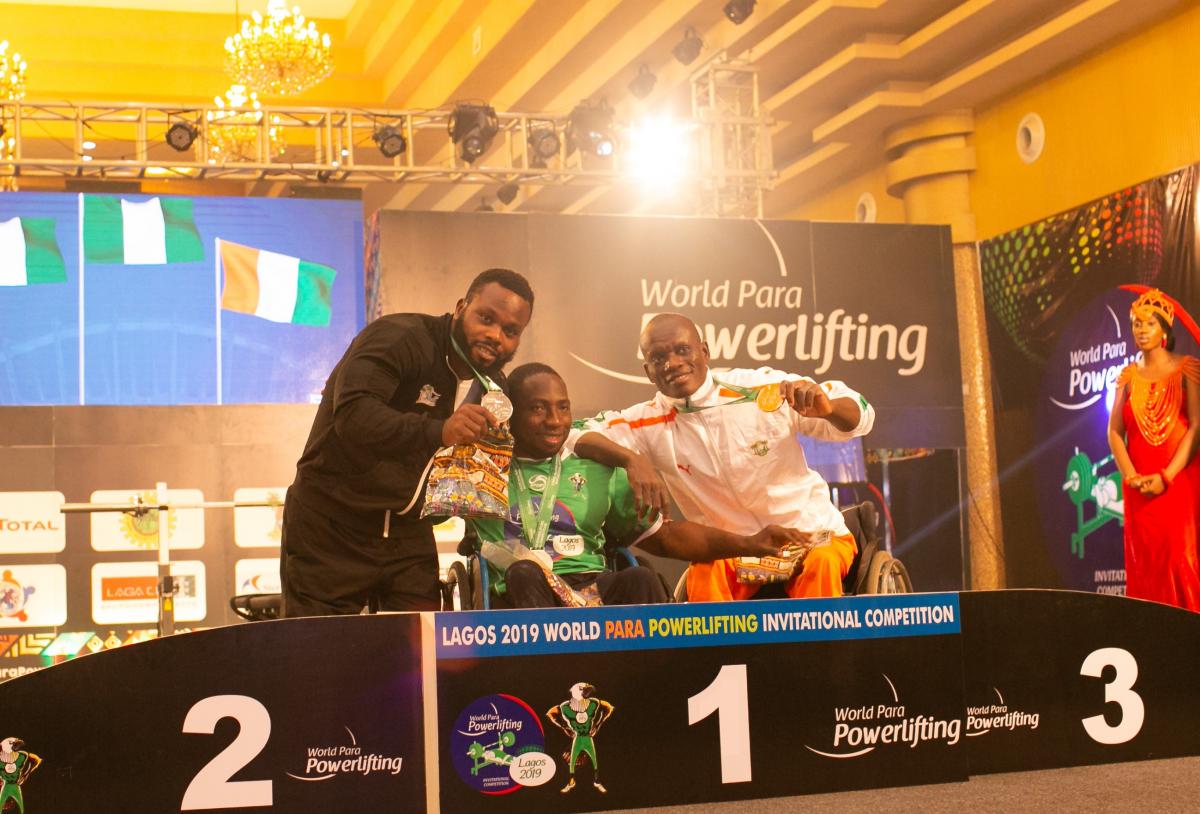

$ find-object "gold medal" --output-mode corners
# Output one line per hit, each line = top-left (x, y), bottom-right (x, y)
(755, 383), (783, 412)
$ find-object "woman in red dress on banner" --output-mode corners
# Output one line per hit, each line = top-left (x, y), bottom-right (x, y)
(1109, 287), (1200, 611)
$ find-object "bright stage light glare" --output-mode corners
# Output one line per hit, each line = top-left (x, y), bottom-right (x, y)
(624, 116), (692, 192)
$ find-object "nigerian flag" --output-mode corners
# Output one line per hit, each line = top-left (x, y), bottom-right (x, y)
(219, 239), (337, 326)
(83, 195), (204, 265)
(0, 216), (67, 286)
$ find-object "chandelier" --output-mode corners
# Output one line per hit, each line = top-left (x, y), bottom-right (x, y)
(205, 84), (287, 163)
(1, 40), (26, 191)
(224, 0), (333, 97)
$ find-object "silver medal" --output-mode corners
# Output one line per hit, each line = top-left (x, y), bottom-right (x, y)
(482, 390), (513, 422)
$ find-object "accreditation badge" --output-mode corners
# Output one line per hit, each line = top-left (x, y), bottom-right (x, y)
(549, 534), (585, 557)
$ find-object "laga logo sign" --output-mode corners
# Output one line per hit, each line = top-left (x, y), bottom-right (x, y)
(90, 560), (207, 624)
(0, 492), (66, 554)
(0, 565), (67, 628)
(805, 674), (961, 758)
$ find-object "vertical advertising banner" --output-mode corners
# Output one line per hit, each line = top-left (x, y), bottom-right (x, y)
(435, 594), (966, 812)
(981, 164), (1200, 591)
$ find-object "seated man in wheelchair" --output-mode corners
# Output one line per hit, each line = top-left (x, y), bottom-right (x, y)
(470, 363), (803, 608)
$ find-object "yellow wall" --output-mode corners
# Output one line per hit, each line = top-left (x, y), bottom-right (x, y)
(786, 163), (906, 225)
(972, 1), (1200, 240)
(788, 2), (1200, 241)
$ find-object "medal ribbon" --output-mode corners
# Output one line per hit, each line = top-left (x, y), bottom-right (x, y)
(512, 454), (564, 550)
(450, 333), (501, 393)
(675, 379), (761, 414)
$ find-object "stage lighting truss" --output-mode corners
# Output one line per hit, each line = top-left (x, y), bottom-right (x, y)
(567, 100), (617, 159)
(0, 97), (773, 211)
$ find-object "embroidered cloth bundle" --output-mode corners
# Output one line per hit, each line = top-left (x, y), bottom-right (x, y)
(480, 538), (602, 607)
(733, 529), (834, 584)
(421, 425), (513, 520)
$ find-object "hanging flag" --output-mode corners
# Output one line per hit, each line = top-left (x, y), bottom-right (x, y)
(83, 195), (204, 264)
(0, 216), (67, 286)
(219, 239), (337, 326)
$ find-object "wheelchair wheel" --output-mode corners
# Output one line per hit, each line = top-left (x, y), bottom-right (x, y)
(861, 550), (913, 595)
(446, 560), (474, 610)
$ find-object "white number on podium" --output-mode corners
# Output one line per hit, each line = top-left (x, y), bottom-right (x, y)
(181, 694), (273, 810)
(688, 664), (752, 783)
(1080, 647), (1144, 745)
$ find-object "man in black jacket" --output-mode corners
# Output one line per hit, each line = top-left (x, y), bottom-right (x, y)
(281, 268), (534, 617)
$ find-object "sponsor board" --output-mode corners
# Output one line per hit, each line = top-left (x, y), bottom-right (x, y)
(89, 488), (205, 552)
(235, 557), (281, 595)
(233, 487), (286, 548)
(0, 565), (67, 628)
(0, 492), (66, 554)
(90, 560), (206, 624)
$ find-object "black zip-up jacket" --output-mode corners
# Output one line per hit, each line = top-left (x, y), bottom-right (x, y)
(289, 312), (498, 535)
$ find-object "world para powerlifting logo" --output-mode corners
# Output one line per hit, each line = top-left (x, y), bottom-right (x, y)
(805, 674), (961, 758)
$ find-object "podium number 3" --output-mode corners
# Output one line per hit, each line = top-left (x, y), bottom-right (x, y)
(1080, 647), (1144, 745)
(688, 664), (752, 783)
(181, 695), (273, 810)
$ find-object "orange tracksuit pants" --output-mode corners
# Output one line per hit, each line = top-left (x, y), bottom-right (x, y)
(685, 533), (857, 602)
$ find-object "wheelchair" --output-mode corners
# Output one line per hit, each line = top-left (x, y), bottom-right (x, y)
(440, 532), (658, 610)
(672, 501), (912, 601)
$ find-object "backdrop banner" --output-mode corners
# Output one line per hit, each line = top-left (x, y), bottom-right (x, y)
(980, 163), (1200, 591)
(368, 213), (964, 449)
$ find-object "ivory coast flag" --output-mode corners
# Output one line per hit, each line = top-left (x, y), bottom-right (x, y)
(219, 239), (337, 326)
(0, 216), (66, 286)
(83, 195), (204, 265)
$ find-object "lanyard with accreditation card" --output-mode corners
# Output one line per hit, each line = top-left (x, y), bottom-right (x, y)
(511, 453), (564, 551)
(674, 379), (785, 414)
(450, 334), (513, 421)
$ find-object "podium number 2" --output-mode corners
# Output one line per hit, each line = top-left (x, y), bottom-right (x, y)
(688, 664), (752, 783)
(1080, 647), (1144, 745)
(181, 695), (273, 810)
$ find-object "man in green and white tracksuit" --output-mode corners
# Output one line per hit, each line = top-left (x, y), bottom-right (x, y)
(470, 363), (803, 608)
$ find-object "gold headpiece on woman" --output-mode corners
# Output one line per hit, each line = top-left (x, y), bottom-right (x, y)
(1130, 288), (1175, 326)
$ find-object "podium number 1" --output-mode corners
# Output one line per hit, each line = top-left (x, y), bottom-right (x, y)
(688, 664), (752, 783)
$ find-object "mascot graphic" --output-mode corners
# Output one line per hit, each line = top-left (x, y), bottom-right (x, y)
(546, 682), (613, 794)
(0, 737), (41, 813)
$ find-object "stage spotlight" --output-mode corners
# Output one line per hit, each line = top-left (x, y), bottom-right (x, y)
(673, 27), (703, 65)
(475, 197), (494, 212)
(496, 182), (519, 205)
(527, 125), (560, 168)
(626, 115), (692, 193)
(628, 64), (657, 100)
(372, 125), (407, 158)
(165, 121), (198, 152)
(449, 103), (499, 164)
(723, 0), (756, 24)
(567, 100), (616, 158)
